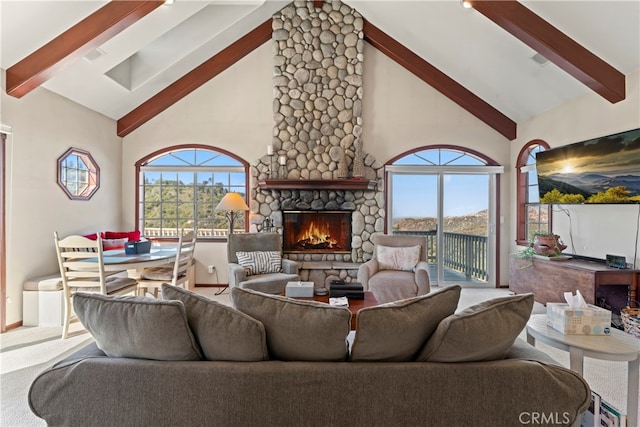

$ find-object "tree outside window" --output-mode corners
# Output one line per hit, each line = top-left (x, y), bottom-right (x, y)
(136, 146), (248, 238)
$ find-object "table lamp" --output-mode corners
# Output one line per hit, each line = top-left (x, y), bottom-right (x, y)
(215, 192), (249, 234)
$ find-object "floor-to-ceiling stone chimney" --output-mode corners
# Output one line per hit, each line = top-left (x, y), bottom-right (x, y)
(251, 1), (383, 278)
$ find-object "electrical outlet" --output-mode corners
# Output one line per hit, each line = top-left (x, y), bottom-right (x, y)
(208, 265), (216, 274)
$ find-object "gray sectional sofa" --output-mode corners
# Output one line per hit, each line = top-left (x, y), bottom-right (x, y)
(28, 286), (590, 426)
(28, 340), (590, 427)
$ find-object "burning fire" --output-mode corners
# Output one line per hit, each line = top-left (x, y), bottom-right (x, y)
(295, 221), (338, 248)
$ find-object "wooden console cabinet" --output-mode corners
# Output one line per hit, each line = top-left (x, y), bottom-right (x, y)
(509, 256), (638, 309)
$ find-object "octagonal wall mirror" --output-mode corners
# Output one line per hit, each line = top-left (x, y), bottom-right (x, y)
(57, 147), (100, 200)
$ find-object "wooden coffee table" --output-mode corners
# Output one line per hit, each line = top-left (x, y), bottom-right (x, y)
(290, 291), (378, 330)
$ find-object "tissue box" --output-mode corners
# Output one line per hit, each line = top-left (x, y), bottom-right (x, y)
(285, 281), (314, 298)
(546, 303), (612, 335)
(124, 239), (151, 255)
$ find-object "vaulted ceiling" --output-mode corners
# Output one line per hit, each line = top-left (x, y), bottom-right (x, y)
(2, 1), (639, 140)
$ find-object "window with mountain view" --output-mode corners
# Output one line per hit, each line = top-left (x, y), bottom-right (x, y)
(136, 146), (248, 238)
(387, 147), (503, 286)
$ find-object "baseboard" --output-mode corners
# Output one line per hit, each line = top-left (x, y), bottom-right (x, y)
(4, 320), (23, 332)
(194, 284), (226, 288)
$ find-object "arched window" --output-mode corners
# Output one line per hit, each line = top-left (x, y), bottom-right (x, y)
(135, 145), (249, 238)
(515, 140), (550, 245)
(390, 147), (488, 166)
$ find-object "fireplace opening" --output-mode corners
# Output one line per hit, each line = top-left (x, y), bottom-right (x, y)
(282, 211), (351, 254)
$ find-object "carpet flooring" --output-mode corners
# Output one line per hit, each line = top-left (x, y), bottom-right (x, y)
(1, 330), (93, 427)
(1, 286), (637, 426)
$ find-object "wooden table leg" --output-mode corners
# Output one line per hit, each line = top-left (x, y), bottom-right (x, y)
(568, 347), (584, 376)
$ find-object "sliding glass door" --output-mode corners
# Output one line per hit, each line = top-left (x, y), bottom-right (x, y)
(386, 148), (502, 287)
(441, 174), (490, 285)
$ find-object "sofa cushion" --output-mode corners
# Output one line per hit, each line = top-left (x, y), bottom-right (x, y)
(73, 292), (202, 361)
(235, 251), (282, 276)
(350, 285), (461, 362)
(231, 287), (350, 361)
(376, 245), (421, 271)
(416, 293), (534, 362)
(23, 273), (63, 291)
(162, 284), (268, 361)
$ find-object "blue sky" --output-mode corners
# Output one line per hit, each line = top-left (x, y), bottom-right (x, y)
(392, 174), (489, 218)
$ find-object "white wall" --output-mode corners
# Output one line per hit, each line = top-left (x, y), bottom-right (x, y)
(1, 83), (123, 326)
(362, 43), (513, 286)
(122, 42), (274, 285)
(510, 70), (640, 268)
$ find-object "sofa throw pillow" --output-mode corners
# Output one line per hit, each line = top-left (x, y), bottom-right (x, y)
(231, 287), (350, 361)
(235, 251), (282, 276)
(350, 285), (461, 362)
(376, 245), (421, 271)
(73, 292), (202, 361)
(416, 293), (534, 362)
(162, 284), (268, 361)
(102, 238), (128, 250)
(104, 230), (141, 242)
(83, 232), (104, 241)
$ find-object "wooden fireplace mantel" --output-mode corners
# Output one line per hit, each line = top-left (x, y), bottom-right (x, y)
(258, 179), (377, 191)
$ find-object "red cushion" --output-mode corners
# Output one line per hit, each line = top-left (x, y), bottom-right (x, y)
(104, 231), (141, 242)
(83, 233), (105, 241)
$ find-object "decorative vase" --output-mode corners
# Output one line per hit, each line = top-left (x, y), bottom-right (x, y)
(337, 148), (349, 178)
(353, 138), (364, 178)
(532, 234), (567, 256)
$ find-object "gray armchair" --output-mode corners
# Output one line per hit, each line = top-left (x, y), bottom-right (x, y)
(357, 234), (431, 304)
(227, 233), (300, 294)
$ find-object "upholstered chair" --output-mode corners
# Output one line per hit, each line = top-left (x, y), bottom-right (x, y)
(357, 234), (431, 304)
(227, 233), (300, 294)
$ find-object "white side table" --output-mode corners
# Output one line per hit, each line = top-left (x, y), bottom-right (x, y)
(526, 314), (640, 427)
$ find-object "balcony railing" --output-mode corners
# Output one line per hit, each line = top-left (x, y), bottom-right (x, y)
(394, 230), (488, 282)
(144, 227), (488, 282)
(143, 228), (229, 237)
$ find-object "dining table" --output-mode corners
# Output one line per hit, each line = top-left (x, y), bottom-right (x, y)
(101, 246), (179, 271)
(100, 245), (196, 293)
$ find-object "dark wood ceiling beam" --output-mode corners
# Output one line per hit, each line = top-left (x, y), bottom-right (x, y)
(363, 19), (517, 140)
(117, 19), (273, 137)
(467, 0), (625, 104)
(6, 1), (164, 98)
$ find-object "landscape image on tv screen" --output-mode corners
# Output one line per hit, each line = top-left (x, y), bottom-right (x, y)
(536, 128), (640, 204)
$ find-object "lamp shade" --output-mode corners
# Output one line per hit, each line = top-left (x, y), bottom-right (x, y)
(215, 192), (249, 212)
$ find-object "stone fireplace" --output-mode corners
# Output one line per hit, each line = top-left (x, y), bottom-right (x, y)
(249, 1), (384, 285)
(283, 210), (352, 254)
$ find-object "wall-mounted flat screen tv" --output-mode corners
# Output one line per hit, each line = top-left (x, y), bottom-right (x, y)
(536, 128), (640, 204)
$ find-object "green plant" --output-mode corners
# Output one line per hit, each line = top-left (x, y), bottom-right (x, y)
(516, 246), (536, 259)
